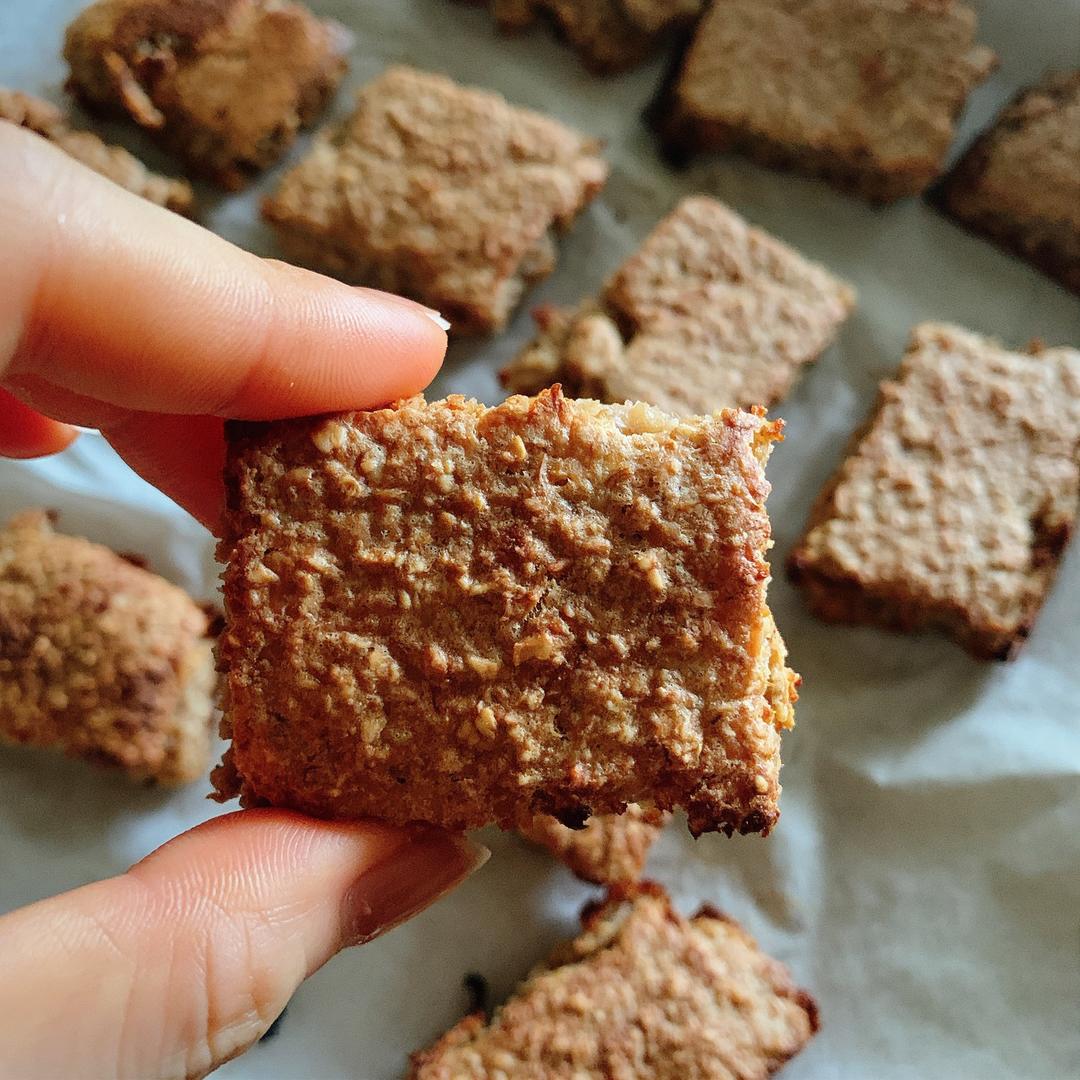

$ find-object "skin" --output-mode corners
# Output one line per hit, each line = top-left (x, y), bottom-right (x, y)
(0, 123), (487, 1079)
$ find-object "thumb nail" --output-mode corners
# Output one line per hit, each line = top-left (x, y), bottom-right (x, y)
(351, 287), (451, 333)
(340, 830), (488, 947)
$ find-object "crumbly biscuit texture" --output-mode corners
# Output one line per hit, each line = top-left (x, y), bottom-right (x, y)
(487, 0), (703, 73)
(63, 0), (350, 188)
(501, 196), (855, 413)
(520, 804), (669, 884)
(0, 510), (216, 783)
(663, 0), (996, 201)
(0, 86), (193, 213)
(936, 70), (1080, 295)
(790, 323), (1080, 659)
(409, 885), (818, 1079)
(215, 388), (795, 834)
(262, 66), (607, 334)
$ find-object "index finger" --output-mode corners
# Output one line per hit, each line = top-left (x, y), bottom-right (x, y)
(0, 123), (448, 421)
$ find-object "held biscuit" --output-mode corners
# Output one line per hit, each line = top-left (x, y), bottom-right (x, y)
(519, 805), (670, 885)
(0, 87), (194, 213)
(934, 70), (1080, 296)
(789, 324), (1080, 659)
(657, 0), (996, 202)
(261, 66), (608, 335)
(63, 0), (350, 188)
(478, 0), (703, 74)
(500, 196), (855, 413)
(408, 884), (818, 1079)
(0, 510), (217, 784)
(214, 389), (797, 835)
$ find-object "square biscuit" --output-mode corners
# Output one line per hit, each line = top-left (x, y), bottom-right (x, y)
(501, 196), (855, 414)
(483, 0), (703, 74)
(262, 66), (607, 335)
(0, 511), (217, 785)
(214, 389), (797, 835)
(520, 804), (670, 884)
(409, 885), (818, 1079)
(64, 0), (350, 188)
(789, 324), (1080, 659)
(0, 87), (194, 213)
(935, 70), (1080, 296)
(658, 0), (996, 202)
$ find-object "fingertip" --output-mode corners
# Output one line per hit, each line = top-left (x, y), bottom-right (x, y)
(0, 389), (78, 458)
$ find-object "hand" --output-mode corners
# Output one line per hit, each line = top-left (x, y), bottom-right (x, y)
(0, 123), (486, 1078)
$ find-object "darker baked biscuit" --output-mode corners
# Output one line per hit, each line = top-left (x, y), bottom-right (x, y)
(656, 0), (996, 202)
(479, 0), (703, 74)
(63, 0), (350, 188)
(0, 510), (217, 784)
(214, 389), (796, 834)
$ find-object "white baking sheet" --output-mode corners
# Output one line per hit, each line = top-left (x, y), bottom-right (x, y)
(2, 1), (1080, 1077)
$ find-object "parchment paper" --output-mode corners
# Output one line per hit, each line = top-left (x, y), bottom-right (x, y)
(2, 2), (1079, 1076)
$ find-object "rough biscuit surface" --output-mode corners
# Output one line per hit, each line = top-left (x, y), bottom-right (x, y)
(0, 511), (216, 784)
(482, 0), (703, 73)
(790, 324), (1080, 659)
(935, 70), (1080, 296)
(660, 0), (996, 202)
(0, 87), (193, 213)
(262, 66), (607, 335)
(501, 196), (855, 413)
(215, 389), (796, 834)
(409, 884), (818, 1079)
(64, 0), (350, 188)
(520, 804), (670, 884)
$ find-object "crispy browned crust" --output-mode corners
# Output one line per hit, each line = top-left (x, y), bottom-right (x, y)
(214, 388), (795, 834)
(475, 0), (703, 74)
(261, 66), (607, 335)
(933, 70), (1080, 296)
(658, 0), (996, 203)
(499, 196), (855, 412)
(520, 804), (670, 884)
(788, 323), (1080, 660)
(408, 883), (818, 1079)
(0, 510), (216, 784)
(63, 0), (350, 188)
(0, 86), (194, 213)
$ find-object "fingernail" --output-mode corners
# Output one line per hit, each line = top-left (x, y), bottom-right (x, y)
(424, 310), (452, 333)
(351, 287), (450, 334)
(340, 830), (488, 947)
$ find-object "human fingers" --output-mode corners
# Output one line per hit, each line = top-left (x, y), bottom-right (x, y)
(0, 809), (486, 1080)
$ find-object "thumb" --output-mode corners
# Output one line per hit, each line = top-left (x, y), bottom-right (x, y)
(0, 809), (487, 1080)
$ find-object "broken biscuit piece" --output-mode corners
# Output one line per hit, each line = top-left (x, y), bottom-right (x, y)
(790, 323), (1080, 659)
(657, 0), (996, 202)
(0, 86), (193, 213)
(64, 0), (350, 188)
(500, 196), (854, 413)
(262, 65), (607, 335)
(409, 884), (818, 1079)
(520, 804), (670, 884)
(0, 510), (217, 784)
(214, 388), (796, 835)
